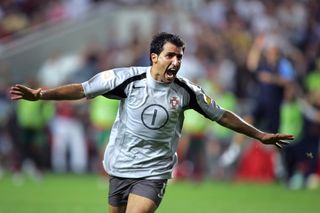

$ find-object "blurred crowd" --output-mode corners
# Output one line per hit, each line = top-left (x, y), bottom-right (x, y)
(0, 0), (106, 44)
(0, 0), (320, 190)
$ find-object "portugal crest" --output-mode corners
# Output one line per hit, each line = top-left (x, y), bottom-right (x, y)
(170, 96), (180, 109)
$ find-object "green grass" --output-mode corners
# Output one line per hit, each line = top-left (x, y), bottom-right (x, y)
(160, 181), (320, 213)
(0, 173), (319, 213)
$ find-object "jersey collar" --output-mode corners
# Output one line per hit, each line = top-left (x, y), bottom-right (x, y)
(147, 66), (172, 89)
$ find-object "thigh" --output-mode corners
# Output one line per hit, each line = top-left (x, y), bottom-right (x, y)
(108, 176), (133, 207)
(129, 179), (168, 209)
(109, 205), (126, 213)
(126, 194), (157, 213)
(108, 176), (167, 212)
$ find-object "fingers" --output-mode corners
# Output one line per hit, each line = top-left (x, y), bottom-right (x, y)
(10, 95), (23, 100)
(10, 85), (24, 100)
(278, 140), (290, 145)
(275, 142), (282, 149)
(10, 84), (32, 100)
(11, 84), (28, 93)
(275, 140), (290, 149)
(10, 90), (23, 96)
(275, 142), (285, 149)
(275, 133), (294, 140)
(16, 84), (32, 92)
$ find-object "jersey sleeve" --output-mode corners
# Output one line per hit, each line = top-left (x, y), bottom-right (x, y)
(181, 78), (225, 121)
(82, 68), (133, 99)
(81, 69), (115, 98)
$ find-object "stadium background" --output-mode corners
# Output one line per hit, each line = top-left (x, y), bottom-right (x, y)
(0, 0), (319, 212)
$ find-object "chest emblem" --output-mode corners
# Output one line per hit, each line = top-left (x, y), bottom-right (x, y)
(204, 94), (212, 105)
(170, 96), (180, 109)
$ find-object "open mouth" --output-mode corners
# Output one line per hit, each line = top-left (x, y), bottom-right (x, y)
(165, 68), (177, 81)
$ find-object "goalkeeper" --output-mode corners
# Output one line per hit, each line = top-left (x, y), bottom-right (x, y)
(10, 32), (294, 213)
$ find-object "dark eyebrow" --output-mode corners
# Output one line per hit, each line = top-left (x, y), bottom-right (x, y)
(166, 52), (183, 58)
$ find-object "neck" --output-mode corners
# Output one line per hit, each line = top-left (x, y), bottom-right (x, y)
(150, 67), (161, 82)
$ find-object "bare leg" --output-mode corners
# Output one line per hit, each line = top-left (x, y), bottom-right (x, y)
(109, 204), (126, 213)
(126, 193), (158, 213)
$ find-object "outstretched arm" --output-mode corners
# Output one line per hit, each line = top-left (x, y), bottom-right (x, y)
(216, 110), (294, 149)
(10, 83), (85, 101)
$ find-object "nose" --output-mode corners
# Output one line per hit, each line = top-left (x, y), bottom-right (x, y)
(171, 56), (180, 66)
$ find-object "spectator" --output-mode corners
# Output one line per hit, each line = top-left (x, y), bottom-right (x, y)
(0, 67), (12, 177)
(15, 80), (54, 179)
(50, 100), (88, 174)
(37, 50), (81, 88)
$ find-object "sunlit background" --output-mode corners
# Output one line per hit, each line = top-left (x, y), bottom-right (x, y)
(0, 0), (319, 212)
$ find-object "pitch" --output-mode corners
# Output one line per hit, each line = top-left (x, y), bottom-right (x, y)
(0, 173), (319, 212)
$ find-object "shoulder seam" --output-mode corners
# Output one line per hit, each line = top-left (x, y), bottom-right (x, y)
(174, 78), (208, 117)
(103, 72), (146, 98)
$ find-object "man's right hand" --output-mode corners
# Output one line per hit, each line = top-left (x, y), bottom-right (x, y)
(10, 84), (42, 101)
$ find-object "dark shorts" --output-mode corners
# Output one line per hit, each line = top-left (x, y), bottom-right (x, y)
(108, 176), (168, 207)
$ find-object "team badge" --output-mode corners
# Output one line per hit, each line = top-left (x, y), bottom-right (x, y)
(170, 97), (180, 109)
(204, 94), (212, 105)
(102, 70), (114, 80)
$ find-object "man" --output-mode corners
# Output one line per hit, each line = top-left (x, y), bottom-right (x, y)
(10, 32), (294, 213)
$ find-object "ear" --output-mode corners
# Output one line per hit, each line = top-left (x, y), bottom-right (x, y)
(151, 53), (158, 64)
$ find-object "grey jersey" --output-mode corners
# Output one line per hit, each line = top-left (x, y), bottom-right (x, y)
(82, 66), (225, 179)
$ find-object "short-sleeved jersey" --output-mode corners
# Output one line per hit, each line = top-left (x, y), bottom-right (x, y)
(82, 66), (225, 179)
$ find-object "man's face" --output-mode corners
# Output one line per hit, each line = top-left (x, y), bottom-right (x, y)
(266, 46), (280, 63)
(151, 42), (183, 83)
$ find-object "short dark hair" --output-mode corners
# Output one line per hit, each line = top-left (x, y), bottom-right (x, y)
(149, 32), (185, 64)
